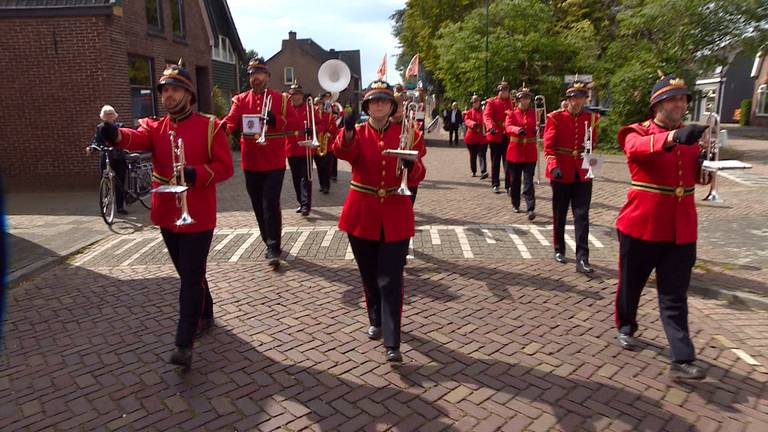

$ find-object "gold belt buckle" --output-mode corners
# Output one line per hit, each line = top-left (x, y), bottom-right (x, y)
(572, 150), (579, 157)
(674, 186), (685, 197)
(377, 188), (386, 197)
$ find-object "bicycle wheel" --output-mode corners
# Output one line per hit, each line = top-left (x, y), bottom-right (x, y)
(99, 175), (116, 225)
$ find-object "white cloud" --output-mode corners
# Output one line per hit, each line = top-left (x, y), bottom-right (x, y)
(227, 0), (404, 85)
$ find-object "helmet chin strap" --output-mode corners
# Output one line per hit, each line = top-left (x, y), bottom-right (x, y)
(167, 93), (192, 120)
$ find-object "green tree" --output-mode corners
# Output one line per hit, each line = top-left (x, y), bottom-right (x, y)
(433, 0), (579, 106)
(238, 49), (258, 91)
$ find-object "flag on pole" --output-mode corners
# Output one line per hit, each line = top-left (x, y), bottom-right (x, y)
(405, 53), (419, 78)
(376, 53), (387, 80)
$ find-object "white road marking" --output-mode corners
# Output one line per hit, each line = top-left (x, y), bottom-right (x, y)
(454, 227), (474, 259)
(286, 230), (311, 261)
(229, 233), (258, 262)
(505, 227), (532, 259)
(481, 229), (496, 244)
(120, 238), (162, 267)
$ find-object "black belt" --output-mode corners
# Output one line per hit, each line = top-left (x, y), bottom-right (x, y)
(631, 181), (694, 197)
(350, 181), (398, 197)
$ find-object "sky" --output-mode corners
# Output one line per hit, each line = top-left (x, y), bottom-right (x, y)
(227, 0), (405, 86)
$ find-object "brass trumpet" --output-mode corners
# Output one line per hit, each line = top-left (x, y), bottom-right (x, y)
(700, 112), (721, 201)
(256, 88), (272, 145)
(384, 101), (419, 196)
(534, 95), (546, 184)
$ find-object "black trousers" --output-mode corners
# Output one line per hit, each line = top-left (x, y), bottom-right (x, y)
(448, 126), (459, 146)
(329, 152), (338, 180)
(287, 156), (312, 209)
(314, 153), (331, 191)
(348, 232), (410, 349)
(489, 136), (509, 189)
(550, 179), (592, 260)
(161, 229), (214, 349)
(244, 169), (284, 255)
(467, 144), (488, 175)
(508, 161), (536, 211)
(409, 186), (418, 205)
(616, 231), (697, 363)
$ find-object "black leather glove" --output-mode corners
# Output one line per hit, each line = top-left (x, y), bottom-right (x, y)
(265, 111), (276, 127)
(489, 127), (497, 135)
(304, 127), (312, 137)
(673, 124), (708, 145)
(518, 129), (527, 137)
(401, 159), (415, 170)
(551, 167), (563, 179)
(344, 111), (358, 132)
(183, 166), (197, 186)
(97, 122), (118, 144)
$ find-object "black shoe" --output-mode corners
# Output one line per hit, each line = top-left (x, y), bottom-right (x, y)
(554, 252), (567, 263)
(266, 250), (281, 270)
(169, 347), (192, 369)
(480, 172), (488, 180)
(669, 362), (706, 381)
(321, 188), (329, 194)
(527, 211), (536, 221)
(506, 188), (511, 196)
(576, 259), (595, 274)
(616, 333), (637, 350)
(367, 326), (382, 340)
(492, 186), (500, 194)
(331, 177), (337, 182)
(300, 206), (310, 216)
(116, 208), (128, 215)
(471, 173), (476, 177)
(295, 206), (303, 213)
(196, 319), (213, 337)
(386, 348), (403, 363)
(512, 206), (522, 213)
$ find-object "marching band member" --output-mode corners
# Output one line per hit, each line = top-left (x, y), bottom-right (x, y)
(314, 96), (336, 194)
(391, 89), (427, 205)
(463, 94), (488, 179)
(223, 57), (298, 270)
(284, 82), (318, 216)
(614, 74), (709, 380)
(97, 62), (234, 368)
(504, 85), (538, 220)
(333, 79), (426, 363)
(484, 79), (514, 194)
(543, 81), (598, 273)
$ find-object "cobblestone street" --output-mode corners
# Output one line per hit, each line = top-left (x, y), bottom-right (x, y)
(3, 145), (768, 431)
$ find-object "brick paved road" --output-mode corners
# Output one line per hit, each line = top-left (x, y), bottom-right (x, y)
(2, 146), (768, 431)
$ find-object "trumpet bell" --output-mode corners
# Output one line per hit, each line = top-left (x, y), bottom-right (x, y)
(318, 60), (351, 93)
(396, 185), (412, 196)
(176, 211), (195, 226)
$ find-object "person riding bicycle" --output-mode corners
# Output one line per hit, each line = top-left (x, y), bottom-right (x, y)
(96, 61), (234, 370)
(86, 105), (128, 214)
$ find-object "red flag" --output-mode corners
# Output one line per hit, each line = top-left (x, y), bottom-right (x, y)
(376, 53), (387, 80)
(405, 53), (419, 78)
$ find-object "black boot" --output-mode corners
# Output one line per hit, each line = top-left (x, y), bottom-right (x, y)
(196, 319), (213, 337)
(576, 258), (594, 274)
(386, 348), (403, 363)
(616, 333), (637, 350)
(554, 252), (567, 264)
(169, 347), (192, 369)
(669, 362), (706, 381)
(367, 326), (382, 340)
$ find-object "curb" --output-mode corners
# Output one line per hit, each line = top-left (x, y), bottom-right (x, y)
(689, 282), (768, 312)
(8, 235), (106, 288)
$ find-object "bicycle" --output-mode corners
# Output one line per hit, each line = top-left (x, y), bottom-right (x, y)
(88, 133), (153, 225)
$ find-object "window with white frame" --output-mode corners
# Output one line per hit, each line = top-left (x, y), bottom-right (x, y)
(212, 35), (236, 64)
(757, 84), (768, 116)
(284, 67), (294, 85)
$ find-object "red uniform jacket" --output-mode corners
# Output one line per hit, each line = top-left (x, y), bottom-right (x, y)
(407, 128), (427, 188)
(118, 113), (234, 233)
(615, 120), (701, 244)
(543, 109), (599, 183)
(463, 108), (485, 145)
(332, 121), (426, 242)
(483, 96), (513, 143)
(505, 108), (538, 163)
(223, 88), (297, 171)
(285, 102), (327, 158)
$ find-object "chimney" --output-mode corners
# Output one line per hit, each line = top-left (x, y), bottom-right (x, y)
(288, 31), (297, 40)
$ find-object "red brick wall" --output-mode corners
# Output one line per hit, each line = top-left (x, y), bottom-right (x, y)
(0, 2), (214, 190)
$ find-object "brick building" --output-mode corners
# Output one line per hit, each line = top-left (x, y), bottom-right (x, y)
(750, 48), (768, 127)
(265, 31), (362, 110)
(0, 0), (244, 189)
